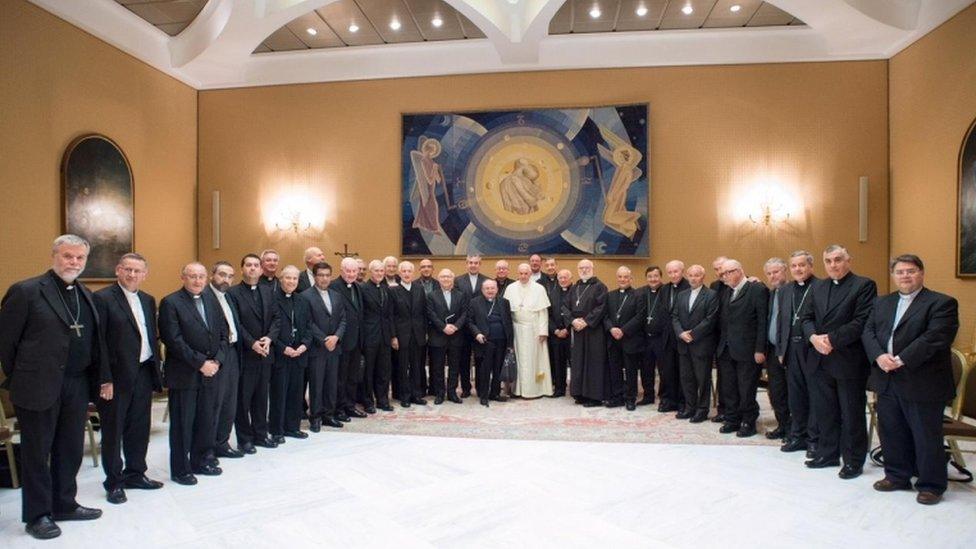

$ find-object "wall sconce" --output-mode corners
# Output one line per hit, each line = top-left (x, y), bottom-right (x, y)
(734, 178), (795, 228)
(263, 192), (324, 236)
(275, 208), (312, 234)
(749, 198), (791, 226)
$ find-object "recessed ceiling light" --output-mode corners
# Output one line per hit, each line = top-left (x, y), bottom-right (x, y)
(390, 19), (401, 31)
(432, 16), (443, 28)
(730, 4), (741, 12)
(681, 4), (693, 15)
(507, 0), (519, 4)
(636, 6), (648, 17)
(306, 27), (317, 36)
(348, 23), (359, 33)
(589, 6), (601, 18)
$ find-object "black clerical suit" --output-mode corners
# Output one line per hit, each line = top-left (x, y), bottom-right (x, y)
(361, 280), (395, 409)
(538, 273), (558, 293)
(765, 285), (791, 434)
(640, 285), (669, 405)
(468, 295), (514, 400)
(495, 277), (515, 295)
(0, 271), (109, 523)
(775, 277), (820, 447)
(329, 278), (364, 414)
(296, 269), (316, 294)
(548, 284), (573, 396)
(658, 279), (690, 409)
(258, 274), (279, 293)
(862, 287), (958, 493)
(228, 282), (280, 446)
(454, 273), (487, 396)
(569, 277), (609, 402)
(716, 280), (768, 428)
(710, 280), (731, 418)
(270, 289), (313, 436)
(93, 283), (162, 492)
(672, 286), (719, 415)
(801, 272), (876, 468)
(207, 286), (242, 454)
(604, 287), (647, 405)
(158, 288), (228, 478)
(391, 282), (428, 403)
(426, 287), (468, 399)
(303, 286), (347, 421)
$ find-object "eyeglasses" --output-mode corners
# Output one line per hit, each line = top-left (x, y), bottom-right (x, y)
(893, 268), (920, 276)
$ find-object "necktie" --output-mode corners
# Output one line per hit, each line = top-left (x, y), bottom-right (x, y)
(445, 291), (452, 309)
(887, 295), (911, 354)
(194, 296), (208, 328)
(768, 288), (779, 344)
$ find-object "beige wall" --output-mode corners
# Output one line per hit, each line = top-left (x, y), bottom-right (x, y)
(0, 0), (197, 299)
(199, 61), (889, 285)
(890, 3), (976, 347)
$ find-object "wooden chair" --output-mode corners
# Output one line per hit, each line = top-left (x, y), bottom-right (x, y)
(86, 403), (100, 467)
(944, 349), (976, 467)
(0, 397), (18, 489)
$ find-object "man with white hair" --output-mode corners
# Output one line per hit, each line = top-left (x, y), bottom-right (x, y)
(763, 258), (791, 440)
(547, 269), (574, 397)
(709, 255), (731, 423)
(297, 247), (326, 292)
(528, 254), (544, 283)
(361, 259), (395, 413)
(671, 264), (719, 422)
(504, 263), (553, 398)
(605, 266), (647, 410)
(329, 257), (368, 419)
(382, 256), (400, 287)
(390, 261), (428, 407)
(569, 259), (609, 406)
(494, 259), (515, 294)
(426, 269), (468, 404)
(269, 265), (312, 442)
(0, 235), (109, 539)
(658, 260), (690, 413)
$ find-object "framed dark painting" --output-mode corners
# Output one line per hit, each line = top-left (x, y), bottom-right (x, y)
(61, 134), (134, 280)
(400, 104), (650, 257)
(958, 116), (976, 277)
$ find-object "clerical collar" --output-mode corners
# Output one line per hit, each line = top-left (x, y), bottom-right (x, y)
(831, 272), (852, 286)
(346, 283), (353, 288)
(284, 293), (292, 298)
(619, 287), (630, 293)
(48, 269), (76, 291)
(797, 277), (812, 286)
(374, 281), (383, 288)
(191, 293), (202, 300)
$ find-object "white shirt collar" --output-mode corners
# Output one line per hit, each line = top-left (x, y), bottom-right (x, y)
(209, 284), (226, 297)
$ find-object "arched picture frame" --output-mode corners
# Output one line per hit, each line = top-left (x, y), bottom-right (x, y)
(61, 134), (134, 280)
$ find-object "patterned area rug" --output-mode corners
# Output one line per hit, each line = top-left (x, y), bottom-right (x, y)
(337, 393), (783, 446)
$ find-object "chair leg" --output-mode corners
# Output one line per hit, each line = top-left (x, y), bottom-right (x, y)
(162, 405), (169, 423)
(867, 407), (877, 448)
(947, 439), (966, 468)
(87, 418), (99, 468)
(4, 441), (17, 489)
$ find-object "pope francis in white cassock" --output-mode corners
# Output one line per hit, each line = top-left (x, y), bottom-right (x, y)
(503, 263), (553, 398)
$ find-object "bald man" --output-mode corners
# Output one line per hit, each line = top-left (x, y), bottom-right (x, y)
(671, 265), (719, 422)
(297, 247), (326, 292)
(329, 257), (367, 419)
(547, 269), (574, 397)
(426, 269), (468, 404)
(494, 259), (515, 294)
(605, 266), (647, 410)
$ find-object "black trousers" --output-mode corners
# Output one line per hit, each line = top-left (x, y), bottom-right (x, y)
(784, 341), (820, 444)
(607, 342), (628, 401)
(169, 378), (217, 478)
(641, 334), (663, 402)
(714, 352), (726, 416)
(362, 343), (392, 407)
(97, 362), (154, 491)
(814, 370), (868, 467)
(15, 374), (90, 523)
(877, 387), (947, 494)
(456, 340), (474, 394)
(548, 335), (570, 394)
(213, 350), (239, 449)
(236, 362), (271, 445)
(717, 350), (761, 425)
(338, 347), (361, 412)
(308, 351), (339, 418)
(428, 345), (460, 398)
(658, 341), (682, 406)
(395, 340), (425, 402)
(390, 348), (400, 400)
(474, 339), (506, 399)
(679, 353), (712, 414)
(269, 359), (305, 435)
(765, 345), (790, 430)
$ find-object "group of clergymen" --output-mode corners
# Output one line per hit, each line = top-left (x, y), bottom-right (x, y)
(0, 235), (961, 540)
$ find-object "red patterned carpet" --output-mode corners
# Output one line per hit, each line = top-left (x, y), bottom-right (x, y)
(338, 393), (783, 446)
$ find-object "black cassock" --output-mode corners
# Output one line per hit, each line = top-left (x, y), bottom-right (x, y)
(569, 277), (608, 401)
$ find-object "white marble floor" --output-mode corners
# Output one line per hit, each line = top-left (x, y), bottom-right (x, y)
(2, 415), (975, 548)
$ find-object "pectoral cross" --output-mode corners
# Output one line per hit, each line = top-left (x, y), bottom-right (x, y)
(70, 322), (84, 337)
(291, 326), (298, 339)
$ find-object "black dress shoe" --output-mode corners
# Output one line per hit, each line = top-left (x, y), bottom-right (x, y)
(284, 430), (308, 439)
(411, 397), (428, 406)
(690, 411), (708, 423)
(838, 464), (863, 479)
(582, 399), (602, 408)
(806, 443), (818, 459)
(400, 400), (411, 408)
(605, 398), (624, 408)
(736, 423), (757, 438)
(215, 445), (245, 459)
(480, 398), (490, 407)
(781, 438), (807, 453)
(574, 397), (585, 405)
(461, 390), (471, 398)
(364, 406), (377, 414)
(434, 395), (445, 405)
(490, 395), (509, 402)
(26, 516), (61, 540)
(805, 457), (840, 469)
(323, 417), (344, 428)
(254, 436), (278, 448)
(625, 401), (637, 411)
(107, 488), (127, 504)
(552, 390), (566, 398)
(657, 402), (679, 413)
(636, 397), (655, 406)
(347, 408), (368, 418)
(675, 410), (693, 420)
(241, 442), (257, 454)
(309, 418), (322, 432)
(172, 473), (198, 485)
(207, 457), (220, 468)
(765, 426), (787, 440)
(52, 505), (103, 521)
(719, 422), (739, 434)
(711, 414), (727, 423)
(272, 435), (286, 444)
(192, 464), (223, 476)
(124, 475), (164, 489)
(336, 412), (352, 422)
(378, 404), (394, 412)
(448, 394), (463, 404)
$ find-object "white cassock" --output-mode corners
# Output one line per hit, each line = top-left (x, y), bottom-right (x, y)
(503, 281), (553, 398)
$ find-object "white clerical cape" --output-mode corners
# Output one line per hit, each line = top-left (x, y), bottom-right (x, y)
(503, 281), (553, 398)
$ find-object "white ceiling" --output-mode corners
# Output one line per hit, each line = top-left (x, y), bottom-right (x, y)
(29, 0), (976, 89)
